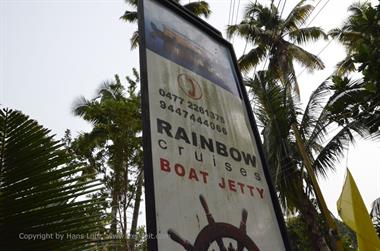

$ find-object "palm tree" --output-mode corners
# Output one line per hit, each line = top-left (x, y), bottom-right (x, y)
(328, 2), (374, 75)
(121, 0), (211, 49)
(227, 1), (327, 95)
(72, 72), (142, 250)
(247, 72), (373, 250)
(227, 2), (345, 249)
(329, 2), (380, 135)
(0, 108), (105, 251)
(247, 72), (326, 250)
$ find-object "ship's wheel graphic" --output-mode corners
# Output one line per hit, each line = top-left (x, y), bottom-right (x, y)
(167, 195), (260, 251)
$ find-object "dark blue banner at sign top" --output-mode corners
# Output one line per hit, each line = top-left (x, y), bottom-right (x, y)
(143, 0), (240, 97)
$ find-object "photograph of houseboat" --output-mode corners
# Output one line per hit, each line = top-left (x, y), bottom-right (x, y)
(147, 21), (238, 96)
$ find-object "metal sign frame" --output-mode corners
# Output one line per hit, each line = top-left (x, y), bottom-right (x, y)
(138, 0), (291, 250)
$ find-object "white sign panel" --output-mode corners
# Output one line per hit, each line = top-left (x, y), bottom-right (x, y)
(140, 0), (288, 250)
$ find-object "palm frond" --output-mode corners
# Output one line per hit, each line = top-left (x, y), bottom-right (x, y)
(247, 72), (299, 190)
(335, 56), (356, 76)
(288, 43), (325, 71)
(72, 96), (93, 117)
(120, 10), (138, 23)
(283, 2), (314, 32)
(183, 1), (211, 18)
(328, 77), (366, 119)
(348, 2), (369, 16)
(0, 108), (106, 250)
(300, 79), (331, 142)
(130, 30), (139, 50)
(97, 80), (125, 100)
(328, 28), (362, 47)
(226, 21), (262, 41)
(124, 0), (138, 8)
(313, 120), (369, 177)
(238, 46), (268, 73)
(72, 97), (107, 125)
(305, 78), (364, 151)
(288, 26), (328, 45)
(328, 27), (343, 38)
(304, 77), (374, 176)
(287, 60), (300, 97)
(244, 2), (265, 19)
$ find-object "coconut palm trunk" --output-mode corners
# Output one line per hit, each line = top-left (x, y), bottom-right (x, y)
(128, 169), (144, 251)
(110, 143), (125, 250)
(297, 189), (331, 251)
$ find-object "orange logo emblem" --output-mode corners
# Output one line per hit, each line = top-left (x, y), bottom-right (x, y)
(177, 74), (202, 100)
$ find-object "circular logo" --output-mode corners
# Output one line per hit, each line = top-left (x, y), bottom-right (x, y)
(177, 74), (203, 100)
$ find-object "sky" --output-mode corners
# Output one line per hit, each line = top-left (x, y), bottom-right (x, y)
(1, 0), (379, 223)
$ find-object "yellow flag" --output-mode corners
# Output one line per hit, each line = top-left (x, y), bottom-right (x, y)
(337, 169), (380, 251)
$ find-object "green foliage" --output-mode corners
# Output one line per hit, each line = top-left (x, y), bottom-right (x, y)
(287, 216), (316, 251)
(330, 1), (380, 135)
(247, 72), (371, 206)
(335, 218), (357, 251)
(246, 71), (300, 209)
(287, 216), (357, 251)
(72, 70), (143, 250)
(0, 108), (105, 251)
(247, 70), (374, 249)
(131, 226), (147, 251)
(227, 0), (327, 95)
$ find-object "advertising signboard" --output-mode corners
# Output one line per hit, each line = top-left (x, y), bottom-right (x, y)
(138, 0), (290, 250)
